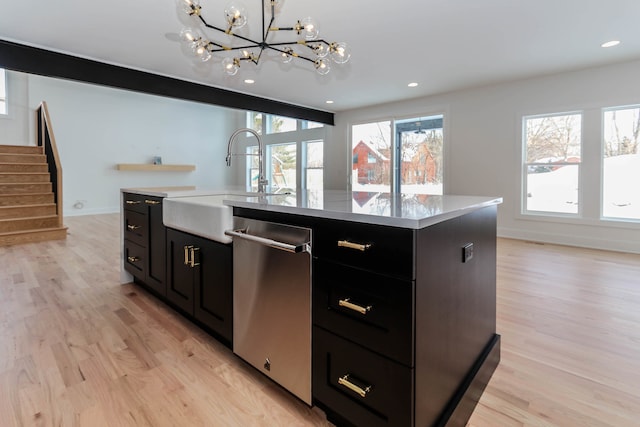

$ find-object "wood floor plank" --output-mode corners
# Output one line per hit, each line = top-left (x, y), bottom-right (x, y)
(0, 214), (639, 426)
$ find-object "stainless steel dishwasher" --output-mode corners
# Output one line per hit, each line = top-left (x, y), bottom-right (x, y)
(225, 217), (312, 404)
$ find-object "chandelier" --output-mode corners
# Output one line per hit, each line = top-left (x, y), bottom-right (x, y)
(176, 0), (351, 75)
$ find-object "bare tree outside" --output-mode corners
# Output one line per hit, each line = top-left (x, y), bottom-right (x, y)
(525, 114), (581, 163)
(604, 108), (640, 157)
(524, 113), (582, 214)
(603, 107), (640, 219)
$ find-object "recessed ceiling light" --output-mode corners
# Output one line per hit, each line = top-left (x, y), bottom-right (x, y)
(601, 40), (620, 48)
(326, 100), (334, 104)
(408, 82), (419, 87)
(244, 79), (255, 84)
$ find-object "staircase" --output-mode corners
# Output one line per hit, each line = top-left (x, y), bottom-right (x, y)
(0, 144), (67, 246)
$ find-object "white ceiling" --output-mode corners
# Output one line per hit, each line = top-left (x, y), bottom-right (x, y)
(1, 0), (640, 112)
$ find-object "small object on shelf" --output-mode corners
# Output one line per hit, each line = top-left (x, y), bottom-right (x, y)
(153, 156), (163, 165)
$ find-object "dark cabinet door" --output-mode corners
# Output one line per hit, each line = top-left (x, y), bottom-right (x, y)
(165, 229), (233, 345)
(193, 236), (233, 345)
(145, 197), (166, 296)
(166, 228), (195, 314)
(123, 239), (146, 282)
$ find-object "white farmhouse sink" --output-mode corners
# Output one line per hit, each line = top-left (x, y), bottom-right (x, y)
(163, 193), (255, 244)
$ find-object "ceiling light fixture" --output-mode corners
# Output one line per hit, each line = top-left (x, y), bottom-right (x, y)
(601, 40), (620, 48)
(176, 0), (351, 75)
(244, 79), (255, 84)
(408, 82), (419, 87)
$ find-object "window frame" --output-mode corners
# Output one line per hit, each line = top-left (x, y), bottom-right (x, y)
(303, 139), (324, 191)
(600, 104), (640, 223)
(0, 68), (8, 117)
(244, 112), (325, 192)
(521, 111), (583, 217)
(349, 113), (446, 195)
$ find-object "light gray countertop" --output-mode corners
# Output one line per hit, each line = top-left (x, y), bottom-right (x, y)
(223, 190), (502, 229)
(121, 186), (245, 198)
(122, 187), (502, 230)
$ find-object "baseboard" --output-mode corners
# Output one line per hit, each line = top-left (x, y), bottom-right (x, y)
(64, 207), (120, 217)
(437, 334), (500, 427)
(498, 227), (640, 254)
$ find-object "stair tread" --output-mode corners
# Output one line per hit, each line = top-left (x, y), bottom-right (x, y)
(0, 226), (67, 237)
(0, 214), (59, 221)
(0, 203), (56, 209)
(0, 162), (48, 165)
(0, 192), (54, 196)
(0, 146), (44, 154)
(0, 227), (67, 247)
(0, 172), (49, 174)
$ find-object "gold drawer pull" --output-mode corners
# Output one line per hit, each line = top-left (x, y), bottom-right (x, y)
(337, 240), (372, 252)
(127, 256), (140, 263)
(184, 246), (190, 265)
(145, 199), (161, 205)
(127, 224), (141, 231)
(338, 298), (372, 315)
(189, 247), (200, 268)
(338, 374), (372, 398)
(125, 200), (141, 205)
(184, 246), (200, 267)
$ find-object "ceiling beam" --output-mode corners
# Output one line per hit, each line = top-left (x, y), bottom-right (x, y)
(0, 39), (334, 125)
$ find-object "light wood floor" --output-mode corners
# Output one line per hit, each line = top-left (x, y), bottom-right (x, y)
(0, 214), (638, 426)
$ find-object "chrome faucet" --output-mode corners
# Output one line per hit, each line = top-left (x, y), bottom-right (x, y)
(226, 128), (268, 193)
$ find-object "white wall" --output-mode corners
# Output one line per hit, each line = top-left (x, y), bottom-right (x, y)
(19, 74), (242, 216)
(333, 59), (640, 253)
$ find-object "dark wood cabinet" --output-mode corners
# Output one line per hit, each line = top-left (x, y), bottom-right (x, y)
(122, 197), (499, 427)
(166, 228), (233, 345)
(166, 228), (196, 313)
(146, 197), (166, 295)
(311, 207), (500, 427)
(313, 326), (413, 427)
(233, 206), (500, 427)
(122, 193), (166, 296)
(313, 259), (414, 366)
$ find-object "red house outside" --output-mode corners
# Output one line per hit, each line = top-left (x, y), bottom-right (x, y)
(352, 140), (436, 186)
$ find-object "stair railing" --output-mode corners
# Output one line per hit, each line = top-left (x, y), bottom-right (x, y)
(36, 101), (63, 227)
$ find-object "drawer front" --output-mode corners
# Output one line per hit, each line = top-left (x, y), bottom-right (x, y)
(313, 326), (413, 427)
(313, 219), (414, 280)
(314, 259), (414, 366)
(122, 192), (147, 214)
(124, 239), (146, 281)
(124, 210), (147, 246)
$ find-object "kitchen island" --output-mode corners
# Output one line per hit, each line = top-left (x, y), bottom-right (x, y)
(120, 188), (502, 427)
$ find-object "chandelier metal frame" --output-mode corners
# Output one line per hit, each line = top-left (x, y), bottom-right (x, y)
(176, 0), (350, 75)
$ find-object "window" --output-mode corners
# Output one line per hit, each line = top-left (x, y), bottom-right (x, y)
(0, 68), (7, 115)
(305, 140), (323, 190)
(351, 120), (391, 192)
(523, 113), (582, 214)
(351, 115), (444, 194)
(396, 116), (444, 194)
(266, 115), (297, 134)
(245, 112), (325, 192)
(602, 106), (640, 220)
(268, 143), (297, 191)
(246, 146), (259, 191)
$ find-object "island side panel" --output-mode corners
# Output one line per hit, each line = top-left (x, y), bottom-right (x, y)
(414, 205), (498, 426)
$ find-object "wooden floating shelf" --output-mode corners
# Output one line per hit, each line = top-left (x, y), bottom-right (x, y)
(116, 164), (196, 172)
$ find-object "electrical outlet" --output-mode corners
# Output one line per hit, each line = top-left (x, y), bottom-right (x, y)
(462, 243), (474, 263)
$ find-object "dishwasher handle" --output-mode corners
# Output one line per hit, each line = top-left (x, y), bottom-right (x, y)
(225, 229), (311, 254)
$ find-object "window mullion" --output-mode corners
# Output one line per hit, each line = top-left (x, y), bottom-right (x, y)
(581, 108), (602, 219)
